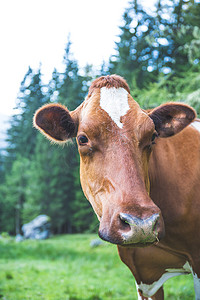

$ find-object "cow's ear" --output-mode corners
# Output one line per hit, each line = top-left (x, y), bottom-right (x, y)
(33, 104), (78, 143)
(148, 103), (196, 137)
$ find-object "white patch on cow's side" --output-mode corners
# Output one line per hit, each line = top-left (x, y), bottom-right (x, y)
(137, 261), (200, 299)
(193, 272), (200, 300)
(135, 281), (154, 299)
(185, 263), (200, 300)
(135, 281), (143, 300)
(137, 262), (191, 298)
(183, 261), (191, 273)
(100, 87), (129, 128)
(191, 120), (200, 132)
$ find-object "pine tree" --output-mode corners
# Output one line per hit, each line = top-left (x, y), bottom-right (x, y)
(57, 39), (96, 232)
(22, 135), (76, 233)
(0, 67), (47, 233)
(48, 68), (61, 103)
(22, 42), (96, 233)
(6, 67), (46, 168)
(1, 157), (30, 234)
(108, 0), (161, 89)
(59, 39), (86, 109)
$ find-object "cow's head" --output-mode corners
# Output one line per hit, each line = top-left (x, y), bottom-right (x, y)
(34, 75), (196, 247)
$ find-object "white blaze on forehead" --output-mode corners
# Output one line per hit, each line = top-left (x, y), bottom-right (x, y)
(100, 87), (129, 128)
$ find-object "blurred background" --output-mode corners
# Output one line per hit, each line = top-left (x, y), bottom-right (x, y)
(0, 0), (200, 236)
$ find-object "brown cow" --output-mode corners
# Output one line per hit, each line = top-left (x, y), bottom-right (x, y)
(34, 75), (200, 299)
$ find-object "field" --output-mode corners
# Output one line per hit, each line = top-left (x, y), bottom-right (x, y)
(0, 234), (195, 299)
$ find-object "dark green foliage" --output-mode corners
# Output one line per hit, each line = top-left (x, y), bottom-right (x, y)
(109, 0), (169, 88)
(6, 67), (46, 167)
(21, 41), (97, 234)
(108, 0), (200, 115)
(23, 135), (76, 233)
(109, 0), (200, 95)
(0, 39), (97, 234)
(109, 1), (158, 89)
(0, 157), (30, 234)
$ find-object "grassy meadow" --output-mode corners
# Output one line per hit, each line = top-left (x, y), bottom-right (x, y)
(0, 234), (195, 299)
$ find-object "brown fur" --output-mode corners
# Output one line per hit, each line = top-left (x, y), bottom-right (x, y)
(34, 75), (200, 299)
(88, 74), (130, 98)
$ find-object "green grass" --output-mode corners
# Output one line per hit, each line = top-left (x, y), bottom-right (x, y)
(0, 234), (195, 299)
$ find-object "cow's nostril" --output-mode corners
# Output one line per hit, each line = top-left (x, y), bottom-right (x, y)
(119, 213), (139, 226)
(119, 213), (140, 233)
(119, 213), (131, 230)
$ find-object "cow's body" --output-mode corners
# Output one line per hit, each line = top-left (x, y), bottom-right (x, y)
(119, 122), (200, 299)
(34, 75), (200, 299)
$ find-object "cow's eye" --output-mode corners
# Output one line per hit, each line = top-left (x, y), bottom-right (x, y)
(151, 132), (158, 144)
(78, 135), (88, 145)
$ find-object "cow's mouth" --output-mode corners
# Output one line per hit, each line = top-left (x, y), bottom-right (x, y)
(98, 229), (161, 247)
(98, 230), (124, 245)
(121, 238), (160, 248)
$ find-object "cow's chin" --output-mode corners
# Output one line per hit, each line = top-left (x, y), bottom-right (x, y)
(98, 230), (159, 248)
(120, 240), (159, 248)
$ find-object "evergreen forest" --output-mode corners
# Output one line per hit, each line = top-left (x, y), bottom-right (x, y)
(1, 0), (200, 235)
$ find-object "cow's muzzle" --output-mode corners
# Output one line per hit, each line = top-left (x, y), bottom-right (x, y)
(119, 213), (163, 246)
(98, 212), (164, 247)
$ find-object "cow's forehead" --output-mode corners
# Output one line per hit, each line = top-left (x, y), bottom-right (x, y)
(81, 86), (148, 130)
(79, 75), (152, 136)
(100, 87), (129, 129)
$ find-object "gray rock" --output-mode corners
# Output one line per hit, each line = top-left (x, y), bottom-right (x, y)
(90, 239), (104, 248)
(15, 234), (24, 242)
(22, 215), (51, 240)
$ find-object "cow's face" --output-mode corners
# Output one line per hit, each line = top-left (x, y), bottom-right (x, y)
(34, 75), (196, 247)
